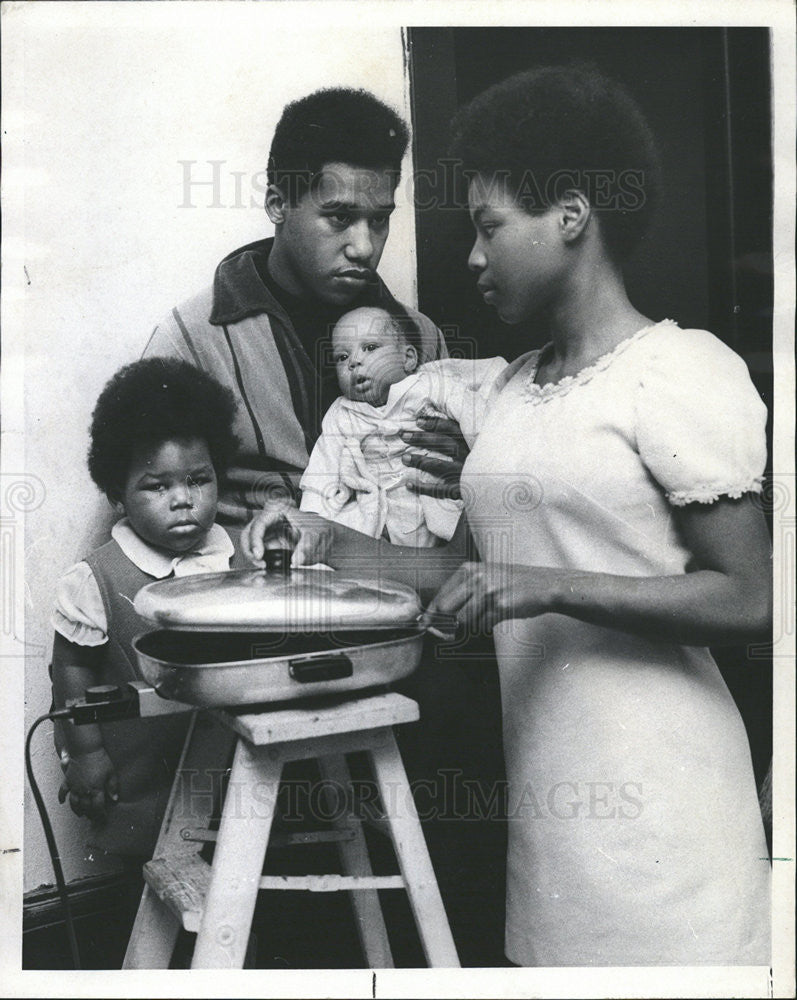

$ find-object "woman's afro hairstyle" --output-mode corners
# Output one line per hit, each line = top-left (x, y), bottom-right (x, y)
(267, 87), (409, 204)
(448, 63), (661, 262)
(87, 357), (239, 499)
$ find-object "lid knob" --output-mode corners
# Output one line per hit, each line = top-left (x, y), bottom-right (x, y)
(262, 513), (297, 575)
(263, 548), (292, 575)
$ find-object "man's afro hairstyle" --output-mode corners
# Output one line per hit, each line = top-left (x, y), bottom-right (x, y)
(87, 357), (239, 498)
(268, 87), (409, 202)
(448, 63), (661, 261)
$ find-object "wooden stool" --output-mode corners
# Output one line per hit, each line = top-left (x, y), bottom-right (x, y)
(123, 692), (460, 969)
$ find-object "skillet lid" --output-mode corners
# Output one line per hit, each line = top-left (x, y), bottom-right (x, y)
(133, 567), (423, 632)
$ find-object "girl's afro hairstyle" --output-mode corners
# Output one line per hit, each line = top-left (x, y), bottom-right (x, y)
(267, 87), (409, 204)
(87, 357), (239, 499)
(448, 63), (661, 262)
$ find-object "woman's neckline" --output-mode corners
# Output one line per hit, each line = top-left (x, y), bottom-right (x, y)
(523, 319), (677, 402)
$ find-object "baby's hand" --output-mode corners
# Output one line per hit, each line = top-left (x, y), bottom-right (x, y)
(58, 747), (119, 824)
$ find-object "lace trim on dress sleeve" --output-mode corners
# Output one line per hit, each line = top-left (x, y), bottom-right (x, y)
(666, 476), (765, 507)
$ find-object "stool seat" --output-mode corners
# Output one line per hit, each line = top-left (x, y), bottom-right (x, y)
(218, 690), (419, 745)
(123, 691), (459, 969)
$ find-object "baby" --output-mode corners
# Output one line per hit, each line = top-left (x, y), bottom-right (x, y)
(299, 305), (507, 545)
(50, 357), (240, 858)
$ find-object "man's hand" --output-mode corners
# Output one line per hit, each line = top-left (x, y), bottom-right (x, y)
(242, 504), (337, 568)
(58, 747), (119, 824)
(400, 410), (469, 501)
(240, 499), (299, 565)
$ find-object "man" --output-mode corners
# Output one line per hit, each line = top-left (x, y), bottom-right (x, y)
(68, 87), (493, 967)
(228, 92), (506, 969)
(144, 87), (463, 525)
(142, 87), (505, 967)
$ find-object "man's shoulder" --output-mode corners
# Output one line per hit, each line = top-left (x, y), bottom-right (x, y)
(144, 282), (221, 361)
(164, 283), (216, 334)
(159, 238), (275, 335)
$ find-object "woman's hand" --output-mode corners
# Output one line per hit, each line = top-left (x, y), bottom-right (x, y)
(58, 747), (118, 824)
(428, 561), (558, 635)
(242, 504), (338, 568)
(400, 411), (469, 501)
(431, 496), (772, 646)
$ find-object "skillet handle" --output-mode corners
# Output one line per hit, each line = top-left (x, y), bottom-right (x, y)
(418, 611), (461, 642)
(289, 654), (354, 684)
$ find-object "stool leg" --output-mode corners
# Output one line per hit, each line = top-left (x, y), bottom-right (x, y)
(152, 712), (236, 850)
(369, 732), (460, 968)
(123, 884), (182, 969)
(123, 712), (233, 969)
(191, 740), (282, 969)
(318, 754), (394, 968)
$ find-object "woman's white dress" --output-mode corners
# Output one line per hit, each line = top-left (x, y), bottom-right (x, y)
(461, 320), (771, 966)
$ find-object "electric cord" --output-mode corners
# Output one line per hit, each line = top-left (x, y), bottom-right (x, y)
(25, 709), (82, 970)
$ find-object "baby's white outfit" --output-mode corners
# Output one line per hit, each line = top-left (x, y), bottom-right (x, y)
(300, 357), (508, 545)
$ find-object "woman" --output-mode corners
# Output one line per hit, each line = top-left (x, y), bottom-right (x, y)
(244, 64), (771, 966)
(428, 64), (772, 966)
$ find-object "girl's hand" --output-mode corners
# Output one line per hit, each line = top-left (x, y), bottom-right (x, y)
(58, 748), (119, 824)
(428, 561), (558, 636)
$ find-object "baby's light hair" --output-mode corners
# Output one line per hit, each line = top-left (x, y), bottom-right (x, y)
(381, 304), (422, 357)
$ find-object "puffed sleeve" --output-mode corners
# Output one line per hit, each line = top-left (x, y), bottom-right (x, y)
(635, 327), (767, 506)
(51, 561), (108, 646)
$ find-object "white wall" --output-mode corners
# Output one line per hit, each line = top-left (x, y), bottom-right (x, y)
(4, 2), (416, 893)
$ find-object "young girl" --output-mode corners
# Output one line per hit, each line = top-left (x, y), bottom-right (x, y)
(51, 357), (240, 858)
(299, 303), (507, 545)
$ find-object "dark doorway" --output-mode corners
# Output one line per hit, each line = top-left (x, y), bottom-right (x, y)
(406, 26), (774, 856)
(407, 26), (773, 370)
